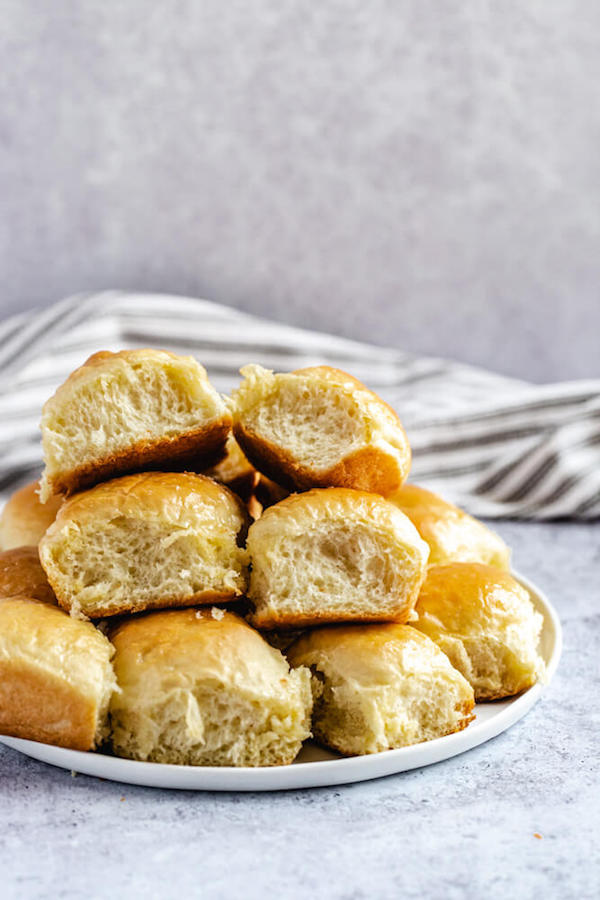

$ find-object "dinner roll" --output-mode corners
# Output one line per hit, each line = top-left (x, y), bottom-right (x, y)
(0, 547), (57, 605)
(0, 481), (63, 549)
(0, 597), (116, 750)
(204, 434), (260, 500)
(246, 488), (429, 629)
(413, 563), (545, 700)
(109, 608), (312, 766)
(246, 493), (264, 521)
(253, 473), (289, 509)
(246, 478), (290, 523)
(39, 349), (231, 500)
(388, 484), (510, 569)
(287, 624), (474, 756)
(231, 365), (411, 494)
(39, 472), (249, 618)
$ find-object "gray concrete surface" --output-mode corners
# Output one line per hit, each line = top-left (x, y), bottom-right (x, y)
(1, 520), (599, 899)
(1, 2), (599, 382)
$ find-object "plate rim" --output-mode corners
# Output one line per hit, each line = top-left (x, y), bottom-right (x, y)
(0, 569), (562, 791)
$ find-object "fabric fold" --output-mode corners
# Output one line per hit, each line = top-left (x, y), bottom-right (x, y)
(0, 291), (597, 519)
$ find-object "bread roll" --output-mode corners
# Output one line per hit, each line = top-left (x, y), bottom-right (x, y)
(287, 624), (474, 756)
(39, 472), (249, 618)
(39, 349), (231, 501)
(245, 476), (290, 522)
(203, 434), (259, 500)
(246, 488), (429, 629)
(246, 493), (264, 521)
(0, 597), (116, 750)
(413, 563), (545, 700)
(0, 481), (63, 549)
(253, 473), (289, 509)
(109, 608), (312, 767)
(0, 547), (57, 605)
(388, 484), (510, 569)
(231, 365), (411, 494)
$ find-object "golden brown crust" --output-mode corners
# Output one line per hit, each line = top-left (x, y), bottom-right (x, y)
(0, 481), (63, 550)
(467, 684), (535, 702)
(249, 607), (416, 631)
(0, 547), (57, 606)
(246, 494), (264, 521)
(46, 418), (231, 498)
(287, 623), (475, 755)
(108, 608), (312, 766)
(325, 446), (410, 496)
(232, 364), (411, 495)
(244, 472), (289, 520)
(389, 483), (510, 569)
(40, 472), (250, 619)
(41, 348), (232, 500)
(415, 563), (531, 627)
(246, 484), (421, 524)
(222, 470), (260, 502)
(414, 563), (543, 700)
(44, 470), (250, 541)
(233, 422), (310, 492)
(253, 474), (289, 508)
(55, 589), (242, 620)
(110, 606), (261, 655)
(0, 659), (97, 750)
(202, 435), (260, 501)
(0, 596), (115, 750)
(246, 488), (429, 629)
(234, 422), (408, 495)
(287, 620), (436, 663)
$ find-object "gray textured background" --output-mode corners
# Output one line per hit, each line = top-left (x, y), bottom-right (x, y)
(1, 1), (599, 382)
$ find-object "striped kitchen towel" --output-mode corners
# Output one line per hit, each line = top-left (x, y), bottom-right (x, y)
(0, 291), (597, 519)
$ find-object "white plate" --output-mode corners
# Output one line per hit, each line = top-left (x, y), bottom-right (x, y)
(0, 571), (561, 791)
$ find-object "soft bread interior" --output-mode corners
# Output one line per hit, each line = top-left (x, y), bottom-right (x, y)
(235, 366), (365, 469)
(39, 474), (249, 616)
(111, 679), (311, 767)
(109, 610), (312, 767)
(288, 625), (474, 755)
(41, 512), (247, 616)
(40, 352), (228, 499)
(309, 670), (472, 756)
(433, 629), (543, 700)
(251, 524), (422, 622)
(247, 490), (429, 626)
(233, 365), (408, 473)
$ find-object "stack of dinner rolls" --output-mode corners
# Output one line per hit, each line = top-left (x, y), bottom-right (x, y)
(0, 350), (545, 766)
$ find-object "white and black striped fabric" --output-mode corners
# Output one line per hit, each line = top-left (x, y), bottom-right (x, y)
(0, 291), (597, 519)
